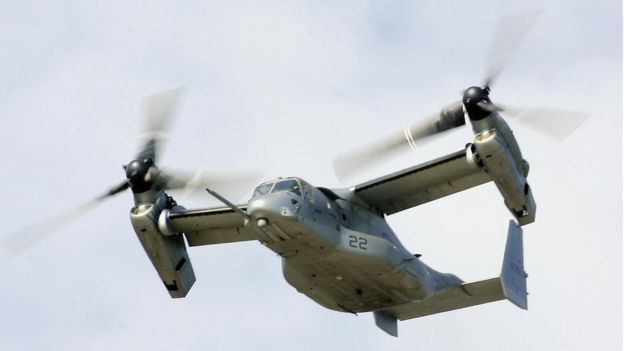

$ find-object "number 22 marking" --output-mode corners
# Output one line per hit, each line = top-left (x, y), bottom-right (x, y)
(348, 235), (368, 250)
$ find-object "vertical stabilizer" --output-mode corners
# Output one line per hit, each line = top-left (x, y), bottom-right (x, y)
(501, 220), (528, 309)
(374, 311), (398, 337)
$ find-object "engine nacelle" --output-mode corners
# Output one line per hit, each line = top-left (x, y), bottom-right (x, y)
(130, 193), (195, 298)
(473, 129), (536, 226)
(465, 143), (483, 169)
(157, 205), (187, 236)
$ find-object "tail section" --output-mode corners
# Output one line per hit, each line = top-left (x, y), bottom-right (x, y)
(373, 220), (528, 336)
(501, 220), (528, 309)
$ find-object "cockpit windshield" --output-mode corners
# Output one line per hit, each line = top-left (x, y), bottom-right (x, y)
(272, 179), (301, 196)
(252, 178), (302, 198)
(252, 183), (273, 197)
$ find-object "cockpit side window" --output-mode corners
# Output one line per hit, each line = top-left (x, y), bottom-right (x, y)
(300, 180), (314, 203)
(253, 183), (274, 197)
(272, 179), (301, 196)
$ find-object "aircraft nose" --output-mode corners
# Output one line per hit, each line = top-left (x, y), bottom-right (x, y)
(248, 193), (300, 226)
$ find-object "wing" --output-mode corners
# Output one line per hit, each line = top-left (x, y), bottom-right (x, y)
(353, 148), (491, 215)
(168, 206), (254, 247)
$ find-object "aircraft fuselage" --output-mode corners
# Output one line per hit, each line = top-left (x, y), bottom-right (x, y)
(246, 185), (461, 313)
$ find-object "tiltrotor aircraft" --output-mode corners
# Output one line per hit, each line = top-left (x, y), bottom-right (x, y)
(2, 12), (587, 336)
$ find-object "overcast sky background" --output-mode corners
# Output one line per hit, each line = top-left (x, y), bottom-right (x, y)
(1, 1), (621, 350)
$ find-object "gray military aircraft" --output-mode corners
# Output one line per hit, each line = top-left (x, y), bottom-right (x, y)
(119, 86), (533, 337)
(2, 12), (588, 336)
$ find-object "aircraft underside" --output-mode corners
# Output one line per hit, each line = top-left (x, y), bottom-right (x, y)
(255, 213), (448, 313)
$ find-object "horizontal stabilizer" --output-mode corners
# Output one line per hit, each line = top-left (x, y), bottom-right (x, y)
(378, 278), (505, 321)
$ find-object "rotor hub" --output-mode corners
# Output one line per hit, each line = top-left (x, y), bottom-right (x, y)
(462, 86), (493, 121)
(125, 158), (153, 193)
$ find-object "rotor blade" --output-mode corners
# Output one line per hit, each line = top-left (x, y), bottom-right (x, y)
(484, 10), (542, 88)
(136, 87), (185, 162)
(477, 101), (504, 114)
(333, 115), (463, 181)
(1, 180), (130, 257)
(162, 168), (265, 200)
(502, 108), (590, 142)
(333, 132), (412, 183)
(333, 102), (465, 181)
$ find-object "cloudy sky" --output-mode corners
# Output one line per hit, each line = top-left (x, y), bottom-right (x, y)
(1, 1), (621, 350)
